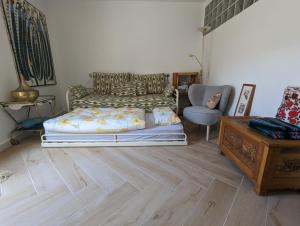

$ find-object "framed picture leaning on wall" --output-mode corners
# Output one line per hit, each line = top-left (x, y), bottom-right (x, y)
(234, 84), (256, 116)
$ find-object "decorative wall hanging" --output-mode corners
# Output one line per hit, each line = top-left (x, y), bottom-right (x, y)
(234, 84), (256, 116)
(204, 0), (260, 35)
(0, 0), (56, 86)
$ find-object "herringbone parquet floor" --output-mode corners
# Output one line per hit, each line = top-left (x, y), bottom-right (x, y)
(0, 124), (299, 226)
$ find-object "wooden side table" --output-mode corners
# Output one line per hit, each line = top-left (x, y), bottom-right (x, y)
(172, 72), (199, 115)
(219, 116), (300, 195)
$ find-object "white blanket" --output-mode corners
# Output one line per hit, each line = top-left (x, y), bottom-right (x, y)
(44, 108), (146, 134)
(153, 107), (181, 126)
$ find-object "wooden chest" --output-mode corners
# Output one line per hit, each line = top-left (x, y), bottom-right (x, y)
(219, 116), (300, 195)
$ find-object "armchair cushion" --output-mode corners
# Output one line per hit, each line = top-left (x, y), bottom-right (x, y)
(183, 106), (222, 126)
(207, 93), (222, 109)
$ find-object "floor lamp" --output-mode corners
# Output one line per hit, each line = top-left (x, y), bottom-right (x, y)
(189, 26), (211, 84)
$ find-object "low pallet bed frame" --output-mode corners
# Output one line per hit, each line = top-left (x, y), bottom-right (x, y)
(42, 88), (184, 147)
(41, 132), (188, 147)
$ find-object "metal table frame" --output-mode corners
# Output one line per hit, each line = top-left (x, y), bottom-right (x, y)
(0, 95), (56, 144)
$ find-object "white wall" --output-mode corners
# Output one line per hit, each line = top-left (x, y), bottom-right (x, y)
(202, 0), (300, 116)
(0, 0), (60, 150)
(44, 0), (204, 107)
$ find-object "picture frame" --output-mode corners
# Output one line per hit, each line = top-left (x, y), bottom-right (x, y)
(234, 84), (256, 116)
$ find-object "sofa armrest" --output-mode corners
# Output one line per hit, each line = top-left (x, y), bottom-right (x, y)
(175, 89), (179, 115)
(66, 85), (92, 112)
(66, 87), (72, 112)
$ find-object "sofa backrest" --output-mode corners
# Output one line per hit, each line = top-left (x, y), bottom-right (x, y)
(89, 72), (130, 95)
(89, 72), (169, 95)
(130, 73), (168, 94)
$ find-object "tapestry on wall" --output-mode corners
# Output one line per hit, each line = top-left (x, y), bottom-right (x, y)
(0, 0), (56, 86)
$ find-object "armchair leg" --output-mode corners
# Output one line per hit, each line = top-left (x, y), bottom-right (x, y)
(206, 125), (211, 141)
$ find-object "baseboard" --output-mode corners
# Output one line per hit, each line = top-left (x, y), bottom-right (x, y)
(0, 132), (34, 152)
(0, 138), (11, 152)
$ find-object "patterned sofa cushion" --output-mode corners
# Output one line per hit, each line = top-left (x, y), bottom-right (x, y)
(135, 82), (147, 96)
(111, 83), (137, 97)
(130, 73), (168, 94)
(89, 72), (130, 95)
(70, 85), (89, 99)
(136, 94), (176, 111)
(163, 85), (175, 97)
(276, 87), (300, 126)
(72, 94), (176, 112)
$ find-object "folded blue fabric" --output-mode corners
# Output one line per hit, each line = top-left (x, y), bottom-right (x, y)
(248, 119), (286, 132)
(21, 117), (49, 129)
(263, 117), (300, 132)
(248, 117), (300, 140)
(250, 125), (300, 140)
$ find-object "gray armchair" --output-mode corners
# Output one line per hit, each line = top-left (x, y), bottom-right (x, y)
(183, 84), (232, 141)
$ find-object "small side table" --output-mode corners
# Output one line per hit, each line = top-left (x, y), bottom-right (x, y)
(172, 72), (199, 115)
(0, 95), (56, 145)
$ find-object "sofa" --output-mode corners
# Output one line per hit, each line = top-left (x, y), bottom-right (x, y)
(66, 72), (179, 113)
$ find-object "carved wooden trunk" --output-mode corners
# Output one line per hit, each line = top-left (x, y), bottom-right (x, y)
(219, 116), (300, 195)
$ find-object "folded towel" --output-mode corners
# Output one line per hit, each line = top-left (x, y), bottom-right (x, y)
(153, 107), (181, 126)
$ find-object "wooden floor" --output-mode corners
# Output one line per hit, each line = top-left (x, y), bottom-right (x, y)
(0, 124), (299, 226)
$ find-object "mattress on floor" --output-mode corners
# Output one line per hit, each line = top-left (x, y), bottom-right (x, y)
(43, 107), (146, 134)
(44, 113), (185, 142)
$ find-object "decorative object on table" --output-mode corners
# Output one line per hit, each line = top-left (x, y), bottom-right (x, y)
(219, 116), (300, 195)
(172, 72), (199, 115)
(0, 0), (56, 86)
(0, 170), (13, 183)
(183, 84), (232, 141)
(234, 84), (256, 116)
(0, 95), (56, 145)
(11, 75), (39, 102)
(276, 86), (300, 126)
(207, 92), (222, 109)
(248, 117), (300, 140)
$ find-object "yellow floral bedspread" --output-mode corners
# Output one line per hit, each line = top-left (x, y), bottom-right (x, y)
(44, 108), (146, 133)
